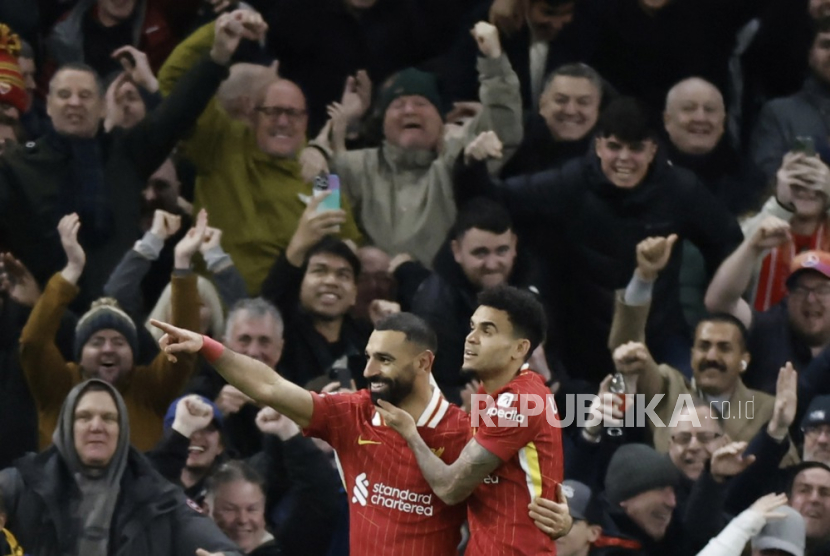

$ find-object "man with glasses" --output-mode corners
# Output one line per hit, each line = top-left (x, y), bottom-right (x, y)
(706, 244), (830, 394)
(158, 17), (363, 295)
(667, 402), (726, 481)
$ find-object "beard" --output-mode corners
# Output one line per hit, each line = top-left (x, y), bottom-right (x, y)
(369, 375), (413, 407)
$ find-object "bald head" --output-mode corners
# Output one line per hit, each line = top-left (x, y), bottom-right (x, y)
(664, 78), (725, 155)
(253, 78), (308, 158)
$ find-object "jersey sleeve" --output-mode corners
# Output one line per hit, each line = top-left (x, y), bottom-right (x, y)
(303, 391), (359, 449)
(472, 386), (549, 462)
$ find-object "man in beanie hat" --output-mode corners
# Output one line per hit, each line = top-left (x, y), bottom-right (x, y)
(752, 505), (806, 556)
(306, 20), (523, 269)
(0, 24), (29, 118)
(19, 212), (202, 452)
(0, 379), (242, 556)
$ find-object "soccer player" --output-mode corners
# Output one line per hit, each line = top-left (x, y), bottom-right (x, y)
(377, 285), (565, 555)
(151, 312), (566, 555)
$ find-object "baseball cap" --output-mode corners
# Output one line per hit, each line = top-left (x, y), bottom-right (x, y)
(561, 480), (600, 523)
(786, 251), (830, 288)
(163, 395), (224, 432)
(751, 506), (805, 556)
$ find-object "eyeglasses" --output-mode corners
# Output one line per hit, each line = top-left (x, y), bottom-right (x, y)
(789, 284), (830, 301)
(803, 425), (830, 439)
(255, 106), (307, 121)
(670, 432), (723, 446)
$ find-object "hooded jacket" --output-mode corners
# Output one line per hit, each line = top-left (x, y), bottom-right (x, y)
(0, 380), (241, 556)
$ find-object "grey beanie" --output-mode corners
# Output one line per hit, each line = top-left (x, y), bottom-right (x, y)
(74, 298), (139, 360)
(605, 444), (680, 505)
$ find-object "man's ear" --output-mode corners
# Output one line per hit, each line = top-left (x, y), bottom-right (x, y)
(451, 239), (463, 264)
(587, 524), (602, 543)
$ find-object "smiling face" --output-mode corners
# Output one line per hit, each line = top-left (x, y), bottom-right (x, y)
(539, 75), (601, 142)
(787, 272), (830, 347)
(619, 487), (676, 541)
(73, 389), (120, 468)
(211, 480), (267, 553)
(690, 321), (747, 397)
(664, 79), (725, 155)
(47, 69), (104, 138)
(790, 467), (830, 542)
(79, 329), (134, 384)
(185, 423), (224, 471)
(452, 228), (517, 290)
(253, 80), (308, 158)
(383, 95), (443, 151)
(225, 311), (284, 369)
(300, 253), (358, 321)
(595, 135), (658, 188)
(667, 406), (725, 480)
(363, 329), (424, 406)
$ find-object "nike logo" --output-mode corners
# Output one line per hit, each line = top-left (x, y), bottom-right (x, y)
(358, 436), (382, 445)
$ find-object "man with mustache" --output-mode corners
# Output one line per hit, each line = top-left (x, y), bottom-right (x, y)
(608, 235), (777, 452)
(149, 312), (568, 555)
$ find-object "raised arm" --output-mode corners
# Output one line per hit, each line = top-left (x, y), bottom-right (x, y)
(151, 319), (314, 428)
(198, 226), (248, 309)
(19, 214), (86, 414)
(704, 216), (791, 328)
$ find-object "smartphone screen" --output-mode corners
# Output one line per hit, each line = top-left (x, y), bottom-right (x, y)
(317, 174), (341, 213)
(793, 136), (816, 156)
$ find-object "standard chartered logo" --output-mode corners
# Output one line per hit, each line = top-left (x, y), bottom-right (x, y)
(352, 473), (370, 506)
(350, 472), (435, 515)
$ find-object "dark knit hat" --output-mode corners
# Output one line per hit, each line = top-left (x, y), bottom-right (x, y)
(379, 68), (444, 117)
(802, 395), (830, 429)
(0, 24), (28, 113)
(605, 444), (680, 505)
(74, 298), (139, 360)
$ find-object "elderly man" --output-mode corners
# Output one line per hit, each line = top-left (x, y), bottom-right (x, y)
(159, 20), (363, 294)
(20, 213), (201, 451)
(0, 379), (241, 556)
(310, 21), (523, 269)
(0, 11), (256, 311)
(752, 17), (830, 181)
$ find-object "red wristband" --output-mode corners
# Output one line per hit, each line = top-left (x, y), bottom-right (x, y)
(200, 335), (225, 364)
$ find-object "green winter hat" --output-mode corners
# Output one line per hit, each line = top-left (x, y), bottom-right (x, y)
(379, 68), (444, 117)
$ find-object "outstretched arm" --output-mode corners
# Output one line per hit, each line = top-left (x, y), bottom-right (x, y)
(150, 319), (314, 427)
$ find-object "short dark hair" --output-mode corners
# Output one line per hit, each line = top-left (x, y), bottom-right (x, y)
(303, 236), (361, 280)
(786, 461), (830, 497)
(375, 312), (438, 353)
(595, 97), (657, 143)
(477, 285), (547, 357)
(50, 62), (104, 97)
(207, 460), (265, 497)
(453, 197), (513, 240)
(697, 313), (749, 352)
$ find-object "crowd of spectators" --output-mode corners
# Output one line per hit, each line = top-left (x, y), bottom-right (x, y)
(4, 0), (830, 554)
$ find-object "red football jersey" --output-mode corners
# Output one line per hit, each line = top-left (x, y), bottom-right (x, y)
(467, 370), (564, 555)
(303, 388), (469, 556)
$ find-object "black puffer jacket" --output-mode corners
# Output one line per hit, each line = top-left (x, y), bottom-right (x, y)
(454, 149), (743, 384)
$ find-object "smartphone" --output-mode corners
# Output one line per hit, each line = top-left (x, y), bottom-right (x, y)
(315, 174), (341, 213)
(793, 136), (816, 157)
(329, 356), (352, 390)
